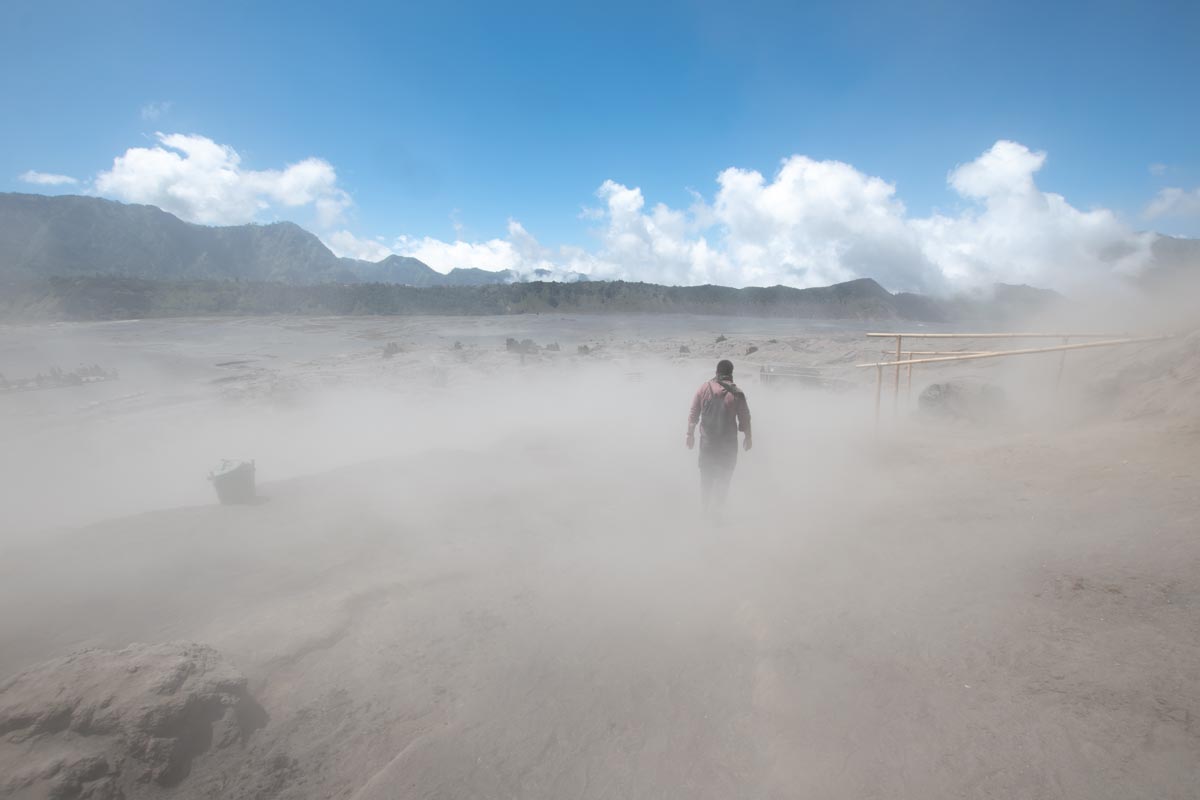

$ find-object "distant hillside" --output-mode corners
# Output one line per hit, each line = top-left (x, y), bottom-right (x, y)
(340, 254), (447, 286)
(0, 193), (352, 283)
(0, 191), (1076, 323)
(0, 193), (525, 287)
(3, 193), (1193, 306)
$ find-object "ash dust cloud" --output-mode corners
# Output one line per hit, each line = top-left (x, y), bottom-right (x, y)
(1, 308), (1199, 800)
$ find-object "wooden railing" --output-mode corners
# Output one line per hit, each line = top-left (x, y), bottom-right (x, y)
(856, 332), (1172, 428)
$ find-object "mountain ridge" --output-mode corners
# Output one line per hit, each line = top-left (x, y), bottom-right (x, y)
(3, 191), (1195, 295)
(2, 191), (1195, 324)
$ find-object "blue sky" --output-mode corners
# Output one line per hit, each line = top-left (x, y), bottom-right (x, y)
(2, 0), (1198, 289)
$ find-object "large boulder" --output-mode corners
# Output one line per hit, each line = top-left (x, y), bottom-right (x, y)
(0, 642), (264, 799)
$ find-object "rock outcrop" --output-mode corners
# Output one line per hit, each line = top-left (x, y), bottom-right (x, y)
(0, 643), (263, 799)
(918, 379), (1007, 424)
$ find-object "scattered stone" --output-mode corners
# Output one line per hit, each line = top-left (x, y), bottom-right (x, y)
(679, 345), (690, 354)
(0, 643), (265, 799)
(745, 345), (759, 356)
(505, 338), (538, 355)
(452, 340), (463, 350)
(715, 335), (727, 344)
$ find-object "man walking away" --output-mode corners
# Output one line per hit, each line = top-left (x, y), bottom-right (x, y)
(687, 359), (752, 515)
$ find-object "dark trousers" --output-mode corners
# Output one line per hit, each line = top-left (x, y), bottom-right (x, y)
(698, 436), (738, 512)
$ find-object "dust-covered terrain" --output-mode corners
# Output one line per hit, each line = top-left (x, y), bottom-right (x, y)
(1, 313), (1198, 799)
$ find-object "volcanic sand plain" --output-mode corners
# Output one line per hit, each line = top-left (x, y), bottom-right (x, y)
(1, 314), (1198, 799)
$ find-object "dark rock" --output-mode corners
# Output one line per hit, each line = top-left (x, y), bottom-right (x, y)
(208, 460), (256, 505)
(505, 338), (538, 355)
(918, 379), (1007, 423)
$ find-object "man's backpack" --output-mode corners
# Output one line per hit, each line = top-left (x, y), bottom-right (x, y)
(701, 379), (741, 439)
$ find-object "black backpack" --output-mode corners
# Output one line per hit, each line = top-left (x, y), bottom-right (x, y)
(701, 379), (741, 439)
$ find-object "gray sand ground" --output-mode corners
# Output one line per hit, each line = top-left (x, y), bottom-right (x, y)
(1, 315), (1197, 799)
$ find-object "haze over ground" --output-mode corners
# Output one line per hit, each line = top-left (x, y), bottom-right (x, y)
(2, 306), (1199, 798)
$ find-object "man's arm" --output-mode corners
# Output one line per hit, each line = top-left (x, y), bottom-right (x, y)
(686, 384), (704, 449)
(737, 393), (753, 450)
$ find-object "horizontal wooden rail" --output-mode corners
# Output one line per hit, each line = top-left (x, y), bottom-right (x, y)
(866, 332), (1121, 339)
(883, 350), (997, 356)
(857, 336), (1170, 369)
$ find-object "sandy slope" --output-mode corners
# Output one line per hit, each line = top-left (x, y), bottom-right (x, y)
(1, 316), (1197, 799)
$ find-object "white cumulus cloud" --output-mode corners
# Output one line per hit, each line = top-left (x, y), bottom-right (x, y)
(394, 233), (520, 273)
(1144, 187), (1200, 221)
(324, 230), (395, 262)
(370, 139), (1147, 293)
(708, 156), (930, 290)
(326, 219), (592, 278)
(19, 170), (78, 186)
(915, 141), (1153, 287)
(81, 133), (1158, 292)
(93, 133), (351, 227)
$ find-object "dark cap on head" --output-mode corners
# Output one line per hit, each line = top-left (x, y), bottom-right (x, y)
(716, 359), (734, 378)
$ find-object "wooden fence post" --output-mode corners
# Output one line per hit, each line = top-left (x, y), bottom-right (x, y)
(875, 364), (883, 433)
(893, 335), (902, 415)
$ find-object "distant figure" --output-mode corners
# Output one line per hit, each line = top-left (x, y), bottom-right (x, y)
(687, 359), (752, 514)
